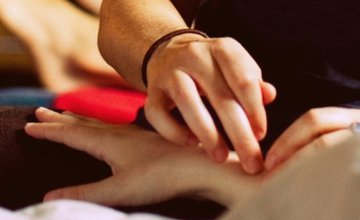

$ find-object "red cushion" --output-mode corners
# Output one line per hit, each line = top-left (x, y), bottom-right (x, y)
(54, 87), (146, 124)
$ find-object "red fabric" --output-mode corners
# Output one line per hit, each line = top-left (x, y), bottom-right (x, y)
(53, 87), (146, 124)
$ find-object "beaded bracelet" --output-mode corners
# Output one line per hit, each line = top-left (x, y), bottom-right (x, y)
(141, 29), (209, 87)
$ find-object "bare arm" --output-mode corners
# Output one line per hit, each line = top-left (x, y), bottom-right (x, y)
(98, 0), (276, 174)
(99, 0), (192, 90)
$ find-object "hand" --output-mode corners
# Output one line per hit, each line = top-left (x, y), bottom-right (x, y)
(0, 0), (129, 92)
(145, 34), (276, 174)
(265, 107), (360, 170)
(222, 130), (360, 220)
(25, 107), (263, 207)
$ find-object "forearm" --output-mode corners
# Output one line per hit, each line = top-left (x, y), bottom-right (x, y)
(98, 0), (188, 90)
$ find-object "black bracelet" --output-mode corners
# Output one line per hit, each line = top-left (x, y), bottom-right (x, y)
(141, 29), (209, 87)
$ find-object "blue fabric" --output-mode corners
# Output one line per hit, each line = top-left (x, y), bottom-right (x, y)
(0, 87), (55, 107)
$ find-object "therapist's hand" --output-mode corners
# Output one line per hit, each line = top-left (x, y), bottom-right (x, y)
(145, 34), (276, 174)
(265, 107), (360, 170)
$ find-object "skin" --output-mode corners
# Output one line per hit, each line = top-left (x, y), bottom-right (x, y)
(25, 107), (264, 208)
(265, 107), (360, 170)
(0, 0), (129, 92)
(24, 107), (359, 219)
(98, 0), (358, 176)
(99, 0), (276, 174)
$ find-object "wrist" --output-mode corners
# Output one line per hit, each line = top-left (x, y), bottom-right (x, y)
(141, 29), (208, 87)
(168, 150), (261, 207)
(189, 153), (264, 208)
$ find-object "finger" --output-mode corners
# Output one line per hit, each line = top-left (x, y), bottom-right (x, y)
(25, 122), (110, 161)
(213, 96), (263, 174)
(204, 80), (263, 173)
(265, 107), (360, 170)
(211, 38), (267, 140)
(62, 111), (110, 127)
(299, 129), (354, 157)
(192, 56), (263, 173)
(62, 111), (105, 123)
(35, 107), (109, 128)
(35, 107), (70, 123)
(144, 90), (199, 147)
(167, 71), (228, 162)
(261, 81), (277, 105)
(288, 129), (355, 166)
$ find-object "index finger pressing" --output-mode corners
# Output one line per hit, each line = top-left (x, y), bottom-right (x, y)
(211, 38), (268, 140)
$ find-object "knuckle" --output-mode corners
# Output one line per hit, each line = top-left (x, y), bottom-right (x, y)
(234, 138), (256, 155)
(211, 37), (235, 55)
(175, 89), (191, 104)
(303, 108), (324, 126)
(238, 73), (259, 87)
(252, 65), (262, 76)
(313, 136), (330, 149)
(183, 41), (203, 61)
(215, 37), (237, 48)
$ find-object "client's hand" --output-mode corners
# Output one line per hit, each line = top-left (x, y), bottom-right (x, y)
(265, 107), (360, 170)
(25, 107), (263, 208)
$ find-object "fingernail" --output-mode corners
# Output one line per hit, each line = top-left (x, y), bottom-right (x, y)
(265, 153), (278, 170)
(213, 147), (228, 162)
(245, 156), (263, 174)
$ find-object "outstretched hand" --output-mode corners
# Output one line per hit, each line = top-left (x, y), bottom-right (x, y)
(24, 107), (358, 213)
(25, 107), (262, 207)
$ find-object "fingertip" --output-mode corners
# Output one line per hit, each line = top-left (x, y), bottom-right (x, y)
(35, 106), (49, 116)
(35, 107), (57, 122)
(213, 147), (228, 163)
(244, 155), (263, 174)
(24, 122), (41, 138)
(24, 122), (35, 130)
(254, 126), (267, 141)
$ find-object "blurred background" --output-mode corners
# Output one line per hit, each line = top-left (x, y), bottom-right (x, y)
(0, 23), (38, 88)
